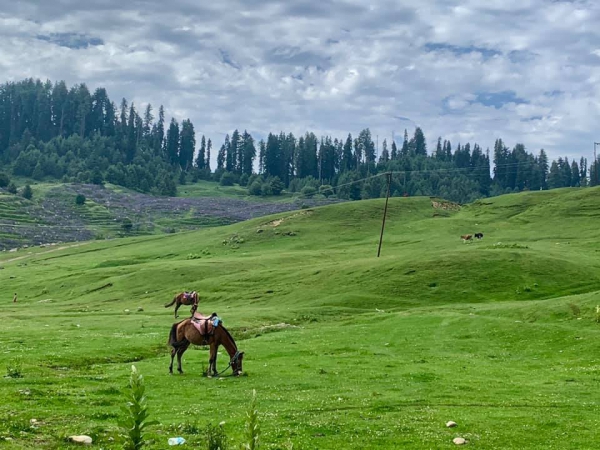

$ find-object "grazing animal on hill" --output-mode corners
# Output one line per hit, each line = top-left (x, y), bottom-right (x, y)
(164, 291), (199, 318)
(461, 234), (473, 242)
(475, 233), (484, 239)
(168, 312), (244, 377)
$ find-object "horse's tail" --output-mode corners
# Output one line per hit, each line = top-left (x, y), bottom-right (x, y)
(168, 321), (184, 347)
(164, 296), (177, 308)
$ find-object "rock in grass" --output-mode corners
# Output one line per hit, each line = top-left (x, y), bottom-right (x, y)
(69, 435), (92, 445)
(124, 309), (130, 314)
(453, 437), (467, 445)
(137, 306), (144, 312)
(446, 421), (457, 428)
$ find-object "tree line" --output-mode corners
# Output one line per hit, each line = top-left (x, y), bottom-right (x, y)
(0, 78), (597, 203)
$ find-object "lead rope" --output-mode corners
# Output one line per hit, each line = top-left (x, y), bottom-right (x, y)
(215, 351), (240, 376)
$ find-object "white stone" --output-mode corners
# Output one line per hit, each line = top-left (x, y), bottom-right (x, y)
(446, 421), (457, 428)
(453, 437), (467, 445)
(69, 435), (92, 445)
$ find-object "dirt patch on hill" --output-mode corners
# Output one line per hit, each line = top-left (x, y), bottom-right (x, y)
(264, 210), (314, 228)
(431, 199), (461, 211)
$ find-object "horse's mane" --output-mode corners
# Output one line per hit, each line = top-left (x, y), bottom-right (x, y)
(220, 324), (238, 351)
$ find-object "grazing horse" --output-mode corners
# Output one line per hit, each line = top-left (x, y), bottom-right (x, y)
(461, 234), (473, 242)
(474, 233), (484, 240)
(168, 313), (244, 377)
(164, 291), (199, 318)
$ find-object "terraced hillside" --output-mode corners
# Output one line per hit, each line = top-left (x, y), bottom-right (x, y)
(0, 187), (599, 449)
(0, 182), (338, 250)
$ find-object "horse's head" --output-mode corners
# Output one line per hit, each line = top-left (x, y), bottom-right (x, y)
(231, 351), (244, 376)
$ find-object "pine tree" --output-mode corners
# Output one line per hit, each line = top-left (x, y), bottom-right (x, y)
(401, 129), (409, 156)
(179, 119), (195, 170)
(390, 140), (398, 160)
(341, 134), (354, 171)
(166, 118), (180, 165)
(413, 127), (426, 156)
(196, 135), (206, 169)
(571, 160), (580, 187)
(206, 138), (212, 171)
(435, 137), (443, 159)
(217, 143), (226, 170)
(241, 130), (256, 175)
(379, 139), (390, 163)
(155, 105), (165, 155)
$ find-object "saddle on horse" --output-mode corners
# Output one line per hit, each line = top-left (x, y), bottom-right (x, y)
(191, 312), (220, 338)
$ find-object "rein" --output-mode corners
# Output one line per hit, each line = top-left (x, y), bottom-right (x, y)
(215, 350), (240, 376)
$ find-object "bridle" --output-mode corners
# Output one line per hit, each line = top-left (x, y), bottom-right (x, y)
(216, 350), (241, 376)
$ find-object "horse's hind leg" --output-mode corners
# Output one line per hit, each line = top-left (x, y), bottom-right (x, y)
(169, 347), (177, 374)
(176, 341), (190, 374)
(174, 302), (181, 319)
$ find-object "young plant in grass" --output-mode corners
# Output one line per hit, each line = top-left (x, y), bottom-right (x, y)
(120, 365), (157, 450)
(240, 390), (260, 450)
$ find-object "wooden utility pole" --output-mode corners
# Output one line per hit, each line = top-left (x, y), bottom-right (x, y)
(377, 172), (392, 258)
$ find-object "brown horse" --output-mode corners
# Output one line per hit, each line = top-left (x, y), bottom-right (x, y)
(164, 291), (199, 318)
(168, 314), (244, 377)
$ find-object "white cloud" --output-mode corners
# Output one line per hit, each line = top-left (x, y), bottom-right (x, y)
(0, 0), (600, 164)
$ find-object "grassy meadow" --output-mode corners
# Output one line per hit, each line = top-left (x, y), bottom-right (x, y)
(1, 187), (600, 448)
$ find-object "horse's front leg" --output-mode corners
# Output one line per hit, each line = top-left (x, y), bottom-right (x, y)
(174, 302), (180, 319)
(207, 343), (217, 377)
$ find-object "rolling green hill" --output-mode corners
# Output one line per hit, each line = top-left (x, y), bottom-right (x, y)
(0, 188), (599, 449)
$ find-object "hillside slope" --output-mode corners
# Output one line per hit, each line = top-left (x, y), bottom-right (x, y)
(0, 187), (599, 449)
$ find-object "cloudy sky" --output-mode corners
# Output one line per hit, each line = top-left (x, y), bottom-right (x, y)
(1, 0), (599, 164)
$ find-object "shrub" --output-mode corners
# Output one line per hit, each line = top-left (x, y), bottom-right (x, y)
(248, 181), (262, 196)
(0, 172), (10, 188)
(75, 194), (86, 205)
(22, 184), (33, 200)
(6, 357), (23, 379)
(122, 218), (133, 232)
(7, 182), (17, 194)
(261, 182), (273, 196)
(300, 186), (317, 198)
(239, 173), (249, 187)
(319, 184), (333, 197)
(220, 171), (236, 186)
(119, 365), (157, 450)
(205, 423), (229, 450)
(268, 176), (284, 196)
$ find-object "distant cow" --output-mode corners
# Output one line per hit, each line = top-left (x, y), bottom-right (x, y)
(474, 233), (484, 240)
(461, 234), (473, 242)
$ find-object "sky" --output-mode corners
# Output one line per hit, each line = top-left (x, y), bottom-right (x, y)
(1, 0), (599, 165)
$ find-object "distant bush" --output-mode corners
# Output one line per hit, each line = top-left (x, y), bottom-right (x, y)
(0, 172), (10, 188)
(248, 181), (262, 196)
(220, 171), (236, 186)
(7, 183), (17, 194)
(75, 194), (86, 205)
(22, 184), (32, 200)
(319, 185), (334, 197)
(261, 182), (273, 196)
(122, 218), (133, 232)
(239, 173), (249, 187)
(301, 186), (317, 198)
(268, 176), (284, 196)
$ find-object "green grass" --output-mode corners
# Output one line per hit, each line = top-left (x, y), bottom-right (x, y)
(1, 187), (600, 448)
